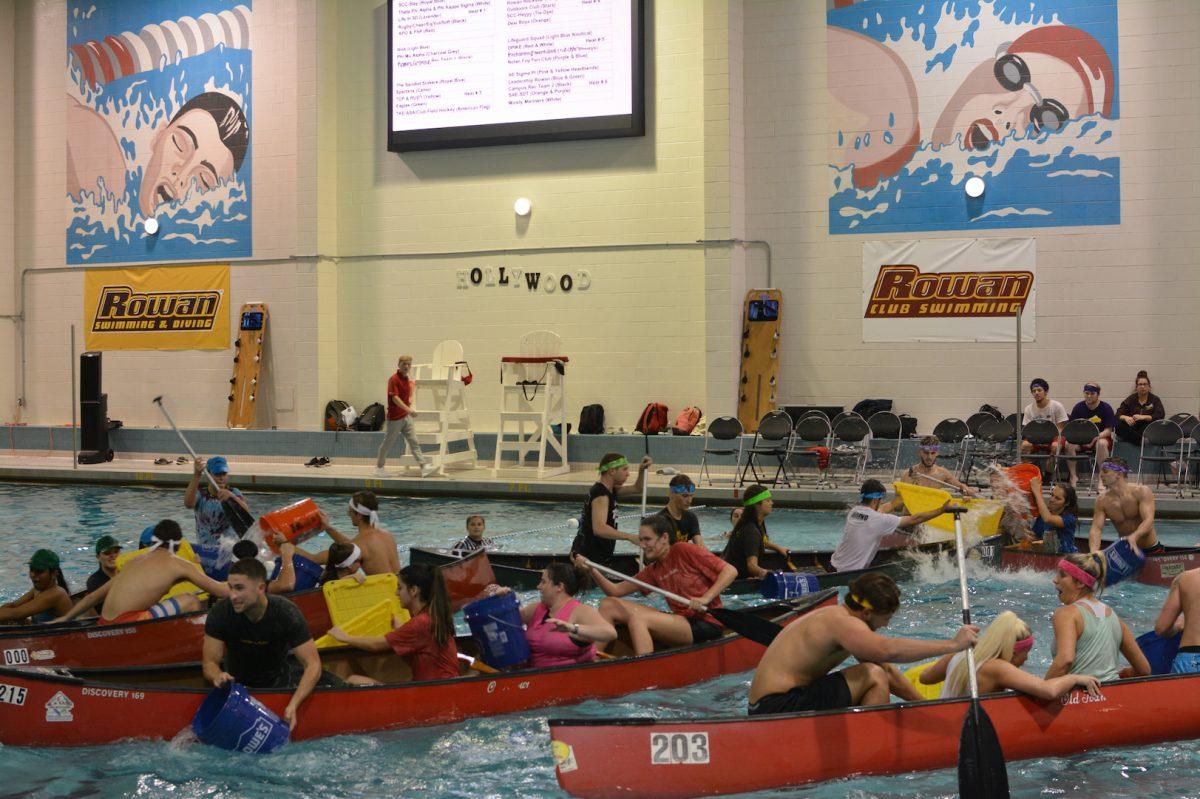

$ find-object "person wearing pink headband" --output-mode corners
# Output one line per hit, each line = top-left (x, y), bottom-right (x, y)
(921, 610), (1100, 701)
(1089, 456), (1163, 557)
(902, 435), (975, 497)
(1047, 553), (1150, 683)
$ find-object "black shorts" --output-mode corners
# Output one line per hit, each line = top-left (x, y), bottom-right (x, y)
(686, 617), (723, 644)
(748, 671), (852, 716)
(1144, 542), (1166, 556)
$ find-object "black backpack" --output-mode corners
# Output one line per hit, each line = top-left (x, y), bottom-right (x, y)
(579, 404), (605, 434)
(979, 403), (1004, 420)
(324, 400), (350, 431)
(354, 402), (386, 432)
(852, 398), (893, 419)
(899, 414), (918, 437)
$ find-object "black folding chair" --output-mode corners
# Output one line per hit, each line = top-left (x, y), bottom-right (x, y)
(931, 418), (969, 477)
(1059, 419), (1100, 489)
(867, 411), (903, 481)
(739, 410), (793, 486)
(1138, 419), (1185, 492)
(828, 414), (871, 486)
(1021, 418), (1060, 476)
(698, 415), (743, 486)
(786, 413), (832, 486)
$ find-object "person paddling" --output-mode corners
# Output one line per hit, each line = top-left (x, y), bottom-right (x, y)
(578, 514), (737, 656)
(202, 557), (331, 730)
(184, 455), (250, 579)
(920, 611), (1100, 700)
(570, 453), (651, 564)
(748, 572), (977, 715)
(329, 562), (460, 683)
(59, 521), (230, 625)
(1046, 553), (1150, 682)
(1154, 566), (1200, 674)
(0, 550), (72, 624)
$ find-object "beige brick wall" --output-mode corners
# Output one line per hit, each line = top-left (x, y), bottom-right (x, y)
(742, 0), (1200, 425)
(0, 3), (16, 423)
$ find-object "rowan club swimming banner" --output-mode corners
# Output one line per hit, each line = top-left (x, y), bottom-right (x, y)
(84, 264), (230, 350)
(66, 0), (252, 264)
(862, 238), (1035, 343)
(827, 0), (1119, 234)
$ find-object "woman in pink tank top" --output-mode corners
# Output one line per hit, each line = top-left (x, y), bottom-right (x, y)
(519, 563), (617, 668)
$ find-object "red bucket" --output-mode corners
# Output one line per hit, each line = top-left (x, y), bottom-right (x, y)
(259, 498), (323, 552)
(1004, 464), (1042, 514)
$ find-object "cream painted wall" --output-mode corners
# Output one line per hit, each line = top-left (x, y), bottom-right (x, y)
(742, 0), (1200, 426)
(0, 3), (17, 423)
(329, 0), (720, 432)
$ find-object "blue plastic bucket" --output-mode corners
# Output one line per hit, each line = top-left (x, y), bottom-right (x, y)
(196, 542), (230, 581)
(1103, 539), (1145, 586)
(463, 593), (531, 668)
(271, 554), (322, 591)
(760, 572), (820, 600)
(1137, 630), (1182, 675)
(191, 682), (290, 754)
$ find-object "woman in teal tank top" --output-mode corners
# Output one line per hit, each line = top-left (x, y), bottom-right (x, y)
(1046, 552), (1150, 682)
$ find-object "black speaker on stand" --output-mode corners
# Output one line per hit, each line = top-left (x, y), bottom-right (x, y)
(78, 351), (121, 464)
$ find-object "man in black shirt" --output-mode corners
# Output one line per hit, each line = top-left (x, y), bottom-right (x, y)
(202, 558), (323, 730)
(658, 474), (705, 548)
(85, 535), (121, 594)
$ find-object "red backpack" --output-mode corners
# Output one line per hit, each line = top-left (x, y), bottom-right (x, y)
(671, 406), (702, 436)
(635, 403), (670, 436)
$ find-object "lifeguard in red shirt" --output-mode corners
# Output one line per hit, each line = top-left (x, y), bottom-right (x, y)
(579, 515), (738, 656)
(375, 355), (436, 478)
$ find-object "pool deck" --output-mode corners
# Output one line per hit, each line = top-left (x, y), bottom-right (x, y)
(3, 449), (1200, 518)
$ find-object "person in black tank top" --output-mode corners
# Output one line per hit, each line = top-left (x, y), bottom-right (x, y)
(571, 452), (651, 562)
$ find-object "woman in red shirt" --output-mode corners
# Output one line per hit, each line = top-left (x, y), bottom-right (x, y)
(328, 562), (460, 683)
(579, 515), (738, 656)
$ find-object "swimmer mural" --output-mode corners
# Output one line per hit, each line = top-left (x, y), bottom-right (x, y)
(66, 0), (252, 264)
(828, 0), (1118, 234)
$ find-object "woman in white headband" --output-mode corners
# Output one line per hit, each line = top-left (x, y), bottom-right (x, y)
(319, 542), (366, 586)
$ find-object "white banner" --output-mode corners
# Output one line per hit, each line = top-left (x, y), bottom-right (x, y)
(862, 238), (1035, 343)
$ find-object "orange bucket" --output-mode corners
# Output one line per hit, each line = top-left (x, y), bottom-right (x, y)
(1004, 463), (1041, 514)
(259, 498), (323, 552)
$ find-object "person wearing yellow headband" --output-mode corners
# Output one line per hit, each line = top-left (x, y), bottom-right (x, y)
(749, 572), (978, 716)
(569, 452), (652, 563)
(830, 479), (962, 572)
(0, 549), (73, 624)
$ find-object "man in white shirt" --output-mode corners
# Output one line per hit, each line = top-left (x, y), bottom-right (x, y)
(1020, 378), (1068, 460)
(831, 479), (961, 572)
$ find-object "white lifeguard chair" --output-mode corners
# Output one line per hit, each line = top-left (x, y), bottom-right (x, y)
(492, 330), (569, 478)
(412, 340), (478, 473)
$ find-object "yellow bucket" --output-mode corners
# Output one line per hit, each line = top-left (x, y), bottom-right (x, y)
(904, 660), (943, 700)
(892, 482), (1004, 539)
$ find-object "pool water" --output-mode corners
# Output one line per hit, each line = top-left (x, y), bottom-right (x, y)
(1, 483), (1198, 798)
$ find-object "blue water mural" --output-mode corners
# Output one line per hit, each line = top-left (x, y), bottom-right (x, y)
(827, 0), (1118, 234)
(66, 0), (252, 264)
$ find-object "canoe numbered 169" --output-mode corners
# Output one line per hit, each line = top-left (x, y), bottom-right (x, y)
(0, 590), (837, 747)
(548, 673), (1200, 798)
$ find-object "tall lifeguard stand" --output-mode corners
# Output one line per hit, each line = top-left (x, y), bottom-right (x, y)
(412, 340), (478, 473)
(492, 331), (569, 478)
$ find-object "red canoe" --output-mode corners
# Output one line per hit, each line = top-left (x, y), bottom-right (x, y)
(0, 551), (496, 671)
(549, 673), (1200, 798)
(0, 590), (835, 747)
(979, 536), (1200, 587)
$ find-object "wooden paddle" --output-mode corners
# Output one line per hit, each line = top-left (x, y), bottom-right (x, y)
(153, 396), (255, 536)
(950, 506), (1010, 799)
(457, 652), (498, 674)
(579, 557), (784, 647)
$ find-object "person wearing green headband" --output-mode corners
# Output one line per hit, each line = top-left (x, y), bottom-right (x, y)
(569, 452), (652, 563)
(657, 474), (705, 549)
(722, 484), (775, 580)
(0, 549), (72, 624)
(830, 479), (961, 572)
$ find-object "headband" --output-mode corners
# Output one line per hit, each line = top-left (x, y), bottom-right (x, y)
(147, 538), (181, 555)
(336, 544), (363, 570)
(598, 457), (628, 474)
(1057, 559), (1097, 589)
(349, 499), (380, 528)
(861, 492), (886, 501)
(1083, 384), (1100, 394)
(919, 444), (940, 453)
(743, 489), (772, 507)
(669, 484), (695, 495)
(1030, 379), (1049, 391)
(847, 593), (874, 611)
(1013, 635), (1035, 654)
(1101, 461), (1128, 475)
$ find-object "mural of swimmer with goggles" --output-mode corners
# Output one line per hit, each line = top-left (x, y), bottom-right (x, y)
(829, 23), (1115, 190)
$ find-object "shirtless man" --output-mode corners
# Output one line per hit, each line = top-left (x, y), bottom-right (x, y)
(748, 572), (977, 715)
(1089, 457), (1161, 555)
(58, 520), (229, 624)
(297, 492), (399, 575)
(901, 436), (975, 496)
(1155, 567), (1200, 673)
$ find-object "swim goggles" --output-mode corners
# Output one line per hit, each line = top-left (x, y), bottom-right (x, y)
(598, 457), (628, 473)
(861, 492), (886, 501)
(743, 489), (772, 507)
(993, 46), (1069, 140)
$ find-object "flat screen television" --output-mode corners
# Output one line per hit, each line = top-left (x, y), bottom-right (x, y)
(388, 0), (645, 152)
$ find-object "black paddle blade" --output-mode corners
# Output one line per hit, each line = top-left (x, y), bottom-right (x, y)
(959, 701), (1010, 799)
(224, 500), (256, 537)
(709, 608), (782, 647)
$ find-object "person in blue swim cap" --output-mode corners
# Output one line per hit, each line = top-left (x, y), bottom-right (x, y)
(1087, 456), (1163, 556)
